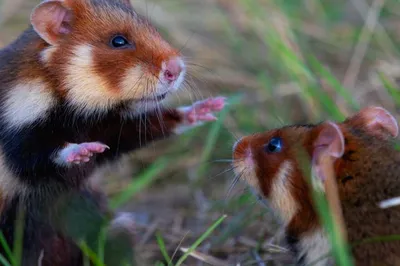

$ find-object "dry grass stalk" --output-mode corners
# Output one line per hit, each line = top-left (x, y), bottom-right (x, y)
(320, 154), (348, 243)
(179, 247), (229, 266)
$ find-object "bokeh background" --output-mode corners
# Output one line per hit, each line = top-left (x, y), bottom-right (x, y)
(1, 0), (400, 265)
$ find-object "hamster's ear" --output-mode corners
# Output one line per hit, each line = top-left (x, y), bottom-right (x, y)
(347, 106), (399, 139)
(31, 0), (73, 45)
(310, 121), (345, 185)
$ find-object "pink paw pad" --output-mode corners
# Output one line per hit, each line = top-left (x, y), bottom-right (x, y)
(185, 97), (226, 124)
(61, 142), (109, 165)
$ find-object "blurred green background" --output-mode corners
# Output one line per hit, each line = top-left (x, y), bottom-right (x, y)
(1, 0), (400, 265)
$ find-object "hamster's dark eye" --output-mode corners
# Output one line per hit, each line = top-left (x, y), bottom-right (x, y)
(264, 137), (283, 153)
(110, 35), (130, 49)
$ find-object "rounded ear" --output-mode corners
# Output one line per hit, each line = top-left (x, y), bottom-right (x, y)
(311, 121), (345, 184)
(347, 106), (399, 138)
(30, 0), (73, 45)
(313, 121), (345, 159)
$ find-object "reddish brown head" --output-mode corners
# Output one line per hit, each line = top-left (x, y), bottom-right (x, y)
(232, 106), (399, 234)
(30, 0), (185, 115)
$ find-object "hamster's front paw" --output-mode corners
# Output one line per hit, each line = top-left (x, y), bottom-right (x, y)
(55, 142), (110, 165)
(180, 97), (226, 125)
(174, 97), (226, 134)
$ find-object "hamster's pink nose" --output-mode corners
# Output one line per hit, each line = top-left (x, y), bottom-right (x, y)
(164, 58), (183, 82)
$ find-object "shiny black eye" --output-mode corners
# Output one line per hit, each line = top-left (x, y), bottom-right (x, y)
(110, 35), (130, 49)
(264, 137), (283, 153)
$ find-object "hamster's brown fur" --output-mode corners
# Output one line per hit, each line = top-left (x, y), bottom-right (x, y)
(0, 0), (226, 265)
(232, 107), (400, 266)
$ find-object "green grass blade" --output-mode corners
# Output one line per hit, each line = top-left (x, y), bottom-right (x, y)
(78, 241), (105, 266)
(12, 205), (25, 266)
(0, 254), (11, 266)
(211, 207), (254, 247)
(96, 225), (108, 265)
(196, 94), (242, 180)
(83, 253), (90, 266)
(156, 232), (171, 264)
(0, 232), (14, 265)
(308, 55), (360, 111)
(378, 71), (400, 106)
(175, 215), (227, 266)
(110, 158), (170, 210)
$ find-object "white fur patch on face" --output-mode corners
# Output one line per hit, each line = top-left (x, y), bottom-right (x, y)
(120, 65), (151, 100)
(2, 80), (55, 129)
(298, 229), (333, 266)
(64, 45), (115, 115)
(269, 160), (299, 223)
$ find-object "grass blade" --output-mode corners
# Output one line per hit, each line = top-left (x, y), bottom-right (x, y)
(175, 215), (227, 266)
(78, 241), (105, 266)
(110, 158), (170, 210)
(296, 148), (354, 266)
(12, 205), (25, 266)
(0, 254), (11, 266)
(308, 55), (359, 111)
(0, 232), (14, 265)
(196, 94), (242, 181)
(156, 232), (172, 264)
(378, 71), (400, 106)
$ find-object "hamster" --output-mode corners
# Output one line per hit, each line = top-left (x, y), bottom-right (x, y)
(232, 106), (400, 266)
(0, 0), (226, 265)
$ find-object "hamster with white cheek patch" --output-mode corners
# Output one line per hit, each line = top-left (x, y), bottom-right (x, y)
(232, 106), (400, 266)
(0, 0), (226, 265)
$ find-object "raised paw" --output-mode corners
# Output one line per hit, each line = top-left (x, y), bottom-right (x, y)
(182, 97), (226, 125)
(56, 142), (109, 165)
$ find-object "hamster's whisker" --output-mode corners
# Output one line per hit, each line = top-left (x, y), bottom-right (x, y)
(182, 82), (199, 102)
(222, 126), (241, 142)
(178, 32), (195, 54)
(155, 101), (166, 138)
(183, 74), (205, 100)
(128, 73), (145, 100)
(186, 63), (216, 75)
(208, 167), (235, 180)
(182, 79), (201, 102)
(225, 170), (245, 200)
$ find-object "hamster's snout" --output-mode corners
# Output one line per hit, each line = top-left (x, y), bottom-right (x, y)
(232, 137), (254, 169)
(232, 136), (262, 194)
(163, 57), (184, 83)
(161, 57), (185, 85)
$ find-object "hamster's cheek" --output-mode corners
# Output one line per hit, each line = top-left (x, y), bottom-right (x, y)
(119, 65), (157, 100)
(266, 160), (299, 222)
